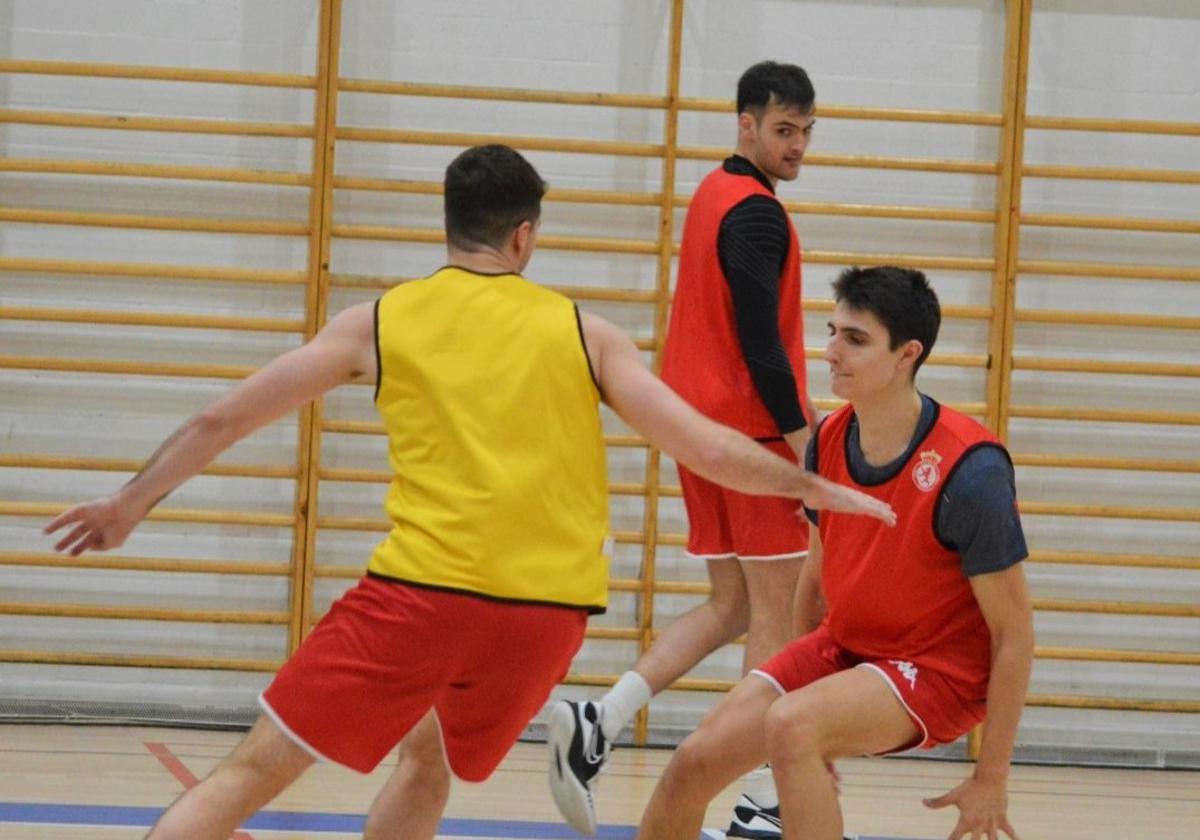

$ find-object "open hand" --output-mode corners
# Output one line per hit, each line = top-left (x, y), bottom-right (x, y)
(44, 494), (143, 556)
(802, 475), (896, 526)
(924, 776), (1019, 840)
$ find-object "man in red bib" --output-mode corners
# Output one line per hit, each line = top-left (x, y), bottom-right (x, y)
(636, 266), (1034, 840)
(551, 60), (821, 838)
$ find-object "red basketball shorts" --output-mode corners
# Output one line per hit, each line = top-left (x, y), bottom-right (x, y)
(753, 623), (987, 749)
(677, 438), (809, 560)
(260, 575), (586, 781)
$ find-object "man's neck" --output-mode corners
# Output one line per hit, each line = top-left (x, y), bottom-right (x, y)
(853, 387), (924, 467)
(446, 245), (521, 276)
(730, 149), (777, 189)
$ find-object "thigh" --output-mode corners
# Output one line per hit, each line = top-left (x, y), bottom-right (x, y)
(704, 554), (749, 606)
(727, 441), (809, 559)
(261, 578), (456, 774)
(678, 463), (735, 559)
(772, 666), (920, 759)
(224, 713), (316, 783)
(754, 624), (849, 694)
(437, 601), (587, 782)
(739, 554), (803, 616)
(860, 659), (986, 749)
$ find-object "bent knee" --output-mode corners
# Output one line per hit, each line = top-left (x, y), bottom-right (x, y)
(660, 733), (733, 798)
(764, 698), (824, 761)
(705, 589), (750, 636)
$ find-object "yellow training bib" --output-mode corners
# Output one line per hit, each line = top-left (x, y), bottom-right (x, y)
(367, 267), (610, 612)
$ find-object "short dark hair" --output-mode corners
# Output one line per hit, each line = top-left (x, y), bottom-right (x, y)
(832, 266), (941, 375)
(444, 144), (547, 251)
(737, 61), (815, 117)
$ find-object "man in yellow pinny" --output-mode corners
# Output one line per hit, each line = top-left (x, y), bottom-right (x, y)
(46, 144), (894, 840)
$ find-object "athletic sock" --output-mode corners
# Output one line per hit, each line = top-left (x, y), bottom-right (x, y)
(598, 670), (652, 741)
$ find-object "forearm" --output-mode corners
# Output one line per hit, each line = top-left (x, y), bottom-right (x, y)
(685, 421), (815, 499)
(975, 627), (1034, 780)
(119, 409), (241, 515)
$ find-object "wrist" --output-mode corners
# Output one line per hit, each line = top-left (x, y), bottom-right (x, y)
(972, 764), (1010, 784)
(118, 483), (159, 518)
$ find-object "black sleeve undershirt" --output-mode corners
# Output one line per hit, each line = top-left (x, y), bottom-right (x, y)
(717, 193), (806, 435)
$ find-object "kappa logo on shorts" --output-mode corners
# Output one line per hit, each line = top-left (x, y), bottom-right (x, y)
(889, 659), (919, 689)
(911, 449), (943, 492)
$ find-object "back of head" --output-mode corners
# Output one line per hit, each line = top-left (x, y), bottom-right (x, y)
(833, 266), (941, 373)
(444, 144), (547, 251)
(737, 60), (816, 119)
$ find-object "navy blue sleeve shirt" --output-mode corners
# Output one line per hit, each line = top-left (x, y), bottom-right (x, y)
(804, 395), (1027, 576)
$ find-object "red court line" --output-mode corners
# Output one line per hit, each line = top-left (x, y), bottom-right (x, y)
(145, 741), (255, 840)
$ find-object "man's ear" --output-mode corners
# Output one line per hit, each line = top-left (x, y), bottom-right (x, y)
(737, 111), (756, 140)
(899, 338), (924, 374)
(512, 219), (538, 265)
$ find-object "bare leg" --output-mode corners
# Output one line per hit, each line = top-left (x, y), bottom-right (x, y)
(637, 676), (777, 840)
(632, 557), (749, 692)
(740, 555), (803, 674)
(146, 714), (314, 840)
(765, 668), (917, 840)
(363, 711), (450, 840)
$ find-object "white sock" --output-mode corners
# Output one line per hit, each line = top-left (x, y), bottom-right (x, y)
(598, 670), (652, 741)
(740, 764), (778, 809)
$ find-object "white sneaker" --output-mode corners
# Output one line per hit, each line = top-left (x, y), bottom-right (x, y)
(725, 793), (782, 839)
(725, 793), (856, 839)
(547, 700), (612, 835)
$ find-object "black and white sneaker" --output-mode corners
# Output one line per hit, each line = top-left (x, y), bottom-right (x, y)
(724, 793), (856, 839)
(725, 793), (783, 839)
(548, 700), (612, 835)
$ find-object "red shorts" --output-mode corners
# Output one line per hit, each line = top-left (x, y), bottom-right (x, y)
(678, 439), (809, 560)
(260, 575), (586, 781)
(753, 624), (986, 750)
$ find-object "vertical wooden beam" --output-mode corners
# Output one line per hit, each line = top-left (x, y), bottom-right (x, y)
(985, 0), (1033, 444)
(971, 0), (1033, 760)
(632, 0), (685, 748)
(290, 0), (343, 653)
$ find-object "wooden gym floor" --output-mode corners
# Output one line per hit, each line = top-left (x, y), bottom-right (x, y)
(1, 724), (1196, 838)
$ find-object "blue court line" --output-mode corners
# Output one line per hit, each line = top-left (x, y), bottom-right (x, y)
(0, 801), (914, 839)
(1, 802), (630, 837)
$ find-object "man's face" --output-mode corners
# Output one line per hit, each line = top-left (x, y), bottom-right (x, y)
(739, 101), (815, 184)
(824, 302), (917, 399)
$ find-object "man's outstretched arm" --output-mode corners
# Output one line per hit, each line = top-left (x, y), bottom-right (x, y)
(580, 311), (894, 524)
(45, 302), (378, 555)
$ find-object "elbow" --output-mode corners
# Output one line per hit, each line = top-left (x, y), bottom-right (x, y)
(995, 616), (1036, 664)
(194, 406), (238, 447)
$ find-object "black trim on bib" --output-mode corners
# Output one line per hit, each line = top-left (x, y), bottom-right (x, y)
(366, 570), (606, 615)
(574, 304), (601, 392)
(373, 297), (383, 404)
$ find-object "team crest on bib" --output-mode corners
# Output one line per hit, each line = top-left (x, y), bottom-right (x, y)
(912, 449), (943, 492)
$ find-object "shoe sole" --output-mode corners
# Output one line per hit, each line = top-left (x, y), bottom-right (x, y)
(725, 826), (781, 840)
(547, 702), (598, 835)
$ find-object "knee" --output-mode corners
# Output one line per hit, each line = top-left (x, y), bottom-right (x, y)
(222, 727), (312, 792)
(659, 731), (731, 803)
(706, 588), (750, 637)
(764, 698), (822, 765)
